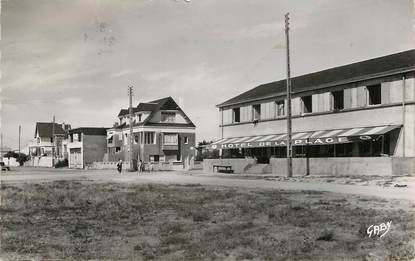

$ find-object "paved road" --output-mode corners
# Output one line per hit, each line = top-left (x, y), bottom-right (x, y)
(1, 167), (414, 202)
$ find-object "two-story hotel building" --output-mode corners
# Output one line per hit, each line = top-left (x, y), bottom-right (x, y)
(207, 49), (415, 175)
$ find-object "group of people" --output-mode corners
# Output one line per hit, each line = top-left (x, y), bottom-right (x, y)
(116, 159), (153, 174)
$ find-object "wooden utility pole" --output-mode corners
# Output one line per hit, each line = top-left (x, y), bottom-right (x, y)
(52, 116), (55, 165)
(402, 76), (406, 157)
(285, 13), (293, 177)
(0, 132), (3, 162)
(18, 125), (21, 156)
(128, 86), (134, 171)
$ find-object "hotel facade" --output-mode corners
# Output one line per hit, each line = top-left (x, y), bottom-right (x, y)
(206, 50), (415, 175)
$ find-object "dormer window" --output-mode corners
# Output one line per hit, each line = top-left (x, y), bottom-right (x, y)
(161, 112), (176, 123)
(138, 114), (142, 122)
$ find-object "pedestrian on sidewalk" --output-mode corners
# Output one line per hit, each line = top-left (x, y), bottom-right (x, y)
(137, 160), (143, 173)
(116, 159), (123, 174)
(149, 161), (154, 172)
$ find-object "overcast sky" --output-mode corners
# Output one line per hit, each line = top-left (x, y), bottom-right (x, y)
(1, 0), (414, 149)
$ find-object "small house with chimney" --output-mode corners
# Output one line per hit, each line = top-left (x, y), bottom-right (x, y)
(28, 122), (71, 167)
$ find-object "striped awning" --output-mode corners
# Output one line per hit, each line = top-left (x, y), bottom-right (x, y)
(208, 125), (400, 150)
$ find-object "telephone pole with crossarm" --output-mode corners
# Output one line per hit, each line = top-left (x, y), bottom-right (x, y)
(128, 86), (134, 171)
(285, 13), (293, 177)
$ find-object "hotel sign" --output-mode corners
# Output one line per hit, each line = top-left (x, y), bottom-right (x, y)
(209, 136), (372, 150)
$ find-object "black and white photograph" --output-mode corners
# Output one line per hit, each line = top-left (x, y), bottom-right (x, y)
(0, 0), (414, 260)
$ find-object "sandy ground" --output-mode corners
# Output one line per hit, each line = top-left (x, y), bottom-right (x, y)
(1, 167), (414, 202)
(1, 180), (414, 260)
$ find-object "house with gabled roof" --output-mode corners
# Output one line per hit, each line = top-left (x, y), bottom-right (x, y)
(106, 96), (196, 165)
(27, 122), (71, 167)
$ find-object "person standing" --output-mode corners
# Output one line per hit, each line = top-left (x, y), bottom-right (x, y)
(149, 161), (154, 172)
(137, 160), (143, 173)
(116, 159), (123, 174)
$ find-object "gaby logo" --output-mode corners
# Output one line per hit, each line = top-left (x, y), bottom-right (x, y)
(367, 221), (392, 238)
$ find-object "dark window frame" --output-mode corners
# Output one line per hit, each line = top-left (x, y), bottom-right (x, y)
(232, 108), (240, 123)
(252, 104), (261, 120)
(275, 100), (285, 117)
(332, 90), (344, 110)
(367, 84), (382, 105)
(301, 95), (312, 113)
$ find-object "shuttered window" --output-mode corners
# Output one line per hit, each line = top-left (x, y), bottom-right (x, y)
(222, 109), (233, 125)
(332, 90), (344, 110)
(276, 100), (285, 117)
(232, 108), (240, 123)
(301, 96), (312, 113)
(252, 105), (261, 120)
(240, 106), (252, 122)
(260, 102), (275, 120)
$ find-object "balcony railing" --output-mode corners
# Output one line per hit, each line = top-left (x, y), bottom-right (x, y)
(28, 141), (53, 147)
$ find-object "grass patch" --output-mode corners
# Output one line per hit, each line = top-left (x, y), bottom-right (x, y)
(316, 230), (335, 241)
(0, 181), (414, 260)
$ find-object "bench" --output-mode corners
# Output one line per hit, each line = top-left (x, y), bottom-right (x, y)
(213, 165), (234, 174)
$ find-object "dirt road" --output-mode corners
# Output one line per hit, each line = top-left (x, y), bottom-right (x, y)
(1, 167), (414, 202)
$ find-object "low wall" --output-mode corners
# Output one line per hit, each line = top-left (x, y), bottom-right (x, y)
(89, 161), (130, 170)
(203, 159), (256, 174)
(25, 156), (53, 167)
(392, 157), (415, 176)
(2, 158), (19, 167)
(89, 161), (183, 171)
(270, 157), (415, 176)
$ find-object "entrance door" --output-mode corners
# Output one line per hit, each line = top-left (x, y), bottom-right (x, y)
(69, 148), (82, 168)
